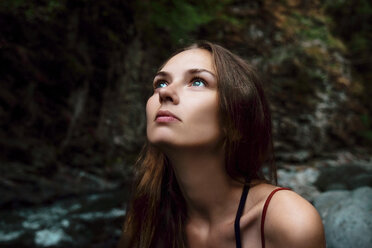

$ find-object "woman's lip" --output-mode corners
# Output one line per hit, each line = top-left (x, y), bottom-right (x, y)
(156, 116), (179, 122)
(155, 110), (181, 122)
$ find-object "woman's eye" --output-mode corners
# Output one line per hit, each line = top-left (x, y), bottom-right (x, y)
(154, 81), (168, 89)
(191, 78), (206, 87)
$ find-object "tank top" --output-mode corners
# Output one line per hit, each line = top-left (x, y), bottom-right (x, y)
(234, 185), (291, 248)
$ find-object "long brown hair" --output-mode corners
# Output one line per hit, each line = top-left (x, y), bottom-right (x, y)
(119, 41), (276, 248)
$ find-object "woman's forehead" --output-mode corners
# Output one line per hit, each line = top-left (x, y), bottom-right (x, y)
(161, 48), (215, 74)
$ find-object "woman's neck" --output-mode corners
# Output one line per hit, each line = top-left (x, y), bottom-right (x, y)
(165, 146), (243, 225)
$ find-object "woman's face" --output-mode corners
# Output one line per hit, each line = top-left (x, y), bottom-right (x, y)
(146, 48), (222, 150)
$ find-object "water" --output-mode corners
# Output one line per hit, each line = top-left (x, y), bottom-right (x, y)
(0, 190), (127, 247)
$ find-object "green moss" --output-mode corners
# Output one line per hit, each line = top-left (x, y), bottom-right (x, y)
(350, 33), (369, 53)
(304, 46), (327, 66)
(358, 115), (372, 143)
(361, 114), (371, 127)
(284, 11), (346, 51)
(135, 0), (234, 44)
(1, 0), (65, 22)
(361, 130), (372, 139)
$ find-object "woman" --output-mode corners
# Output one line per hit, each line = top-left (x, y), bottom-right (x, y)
(119, 41), (325, 248)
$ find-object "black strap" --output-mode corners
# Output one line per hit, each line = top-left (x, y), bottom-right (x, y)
(234, 184), (250, 248)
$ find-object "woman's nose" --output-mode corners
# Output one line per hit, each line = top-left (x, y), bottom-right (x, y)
(158, 84), (180, 104)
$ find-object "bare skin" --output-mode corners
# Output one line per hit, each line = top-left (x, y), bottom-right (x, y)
(146, 49), (326, 248)
(186, 182), (326, 248)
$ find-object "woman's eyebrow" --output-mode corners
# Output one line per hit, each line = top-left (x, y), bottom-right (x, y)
(155, 69), (216, 79)
(154, 71), (169, 78)
(188, 68), (216, 78)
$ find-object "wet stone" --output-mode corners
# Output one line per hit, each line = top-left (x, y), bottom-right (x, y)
(313, 187), (372, 248)
(0, 190), (127, 248)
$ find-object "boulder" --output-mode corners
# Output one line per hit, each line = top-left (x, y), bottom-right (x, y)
(313, 187), (372, 248)
(278, 166), (320, 202)
(315, 165), (372, 191)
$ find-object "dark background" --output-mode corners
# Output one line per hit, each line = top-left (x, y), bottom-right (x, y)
(1, 0), (371, 247)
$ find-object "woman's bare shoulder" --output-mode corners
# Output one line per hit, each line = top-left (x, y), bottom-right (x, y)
(255, 184), (326, 248)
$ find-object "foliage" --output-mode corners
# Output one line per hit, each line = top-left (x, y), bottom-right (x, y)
(322, 0), (372, 142)
(0, 0), (135, 170)
(0, 0), (66, 23)
(289, 12), (345, 51)
(359, 114), (372, 144)
(265, 7), (347, 100)
(134, 0), (233, 44)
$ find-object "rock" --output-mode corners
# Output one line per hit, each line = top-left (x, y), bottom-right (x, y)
(313, 187), (372, 248)
(276, 150), (313, 163)
(0, 189), (128, 247)
(349, 174), (372, 189)
(313, 190), (350, 219)
(278, 166), (320, 202)
(325, 183), (347, 191)
(34, 228), (68, 247)
(315, 164), (372, 191)
(0, 164), (124, 209)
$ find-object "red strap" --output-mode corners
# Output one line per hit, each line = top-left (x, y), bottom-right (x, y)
(260, 187), (291, 248)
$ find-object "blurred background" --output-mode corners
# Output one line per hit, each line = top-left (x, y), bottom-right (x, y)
(1, 0), (371, 247)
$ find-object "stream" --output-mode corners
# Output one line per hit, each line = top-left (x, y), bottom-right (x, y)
(0, 189), (128, 248)
(1, 151), (371, 247)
